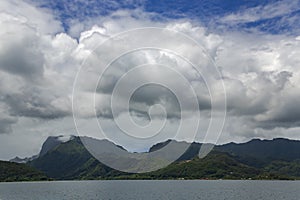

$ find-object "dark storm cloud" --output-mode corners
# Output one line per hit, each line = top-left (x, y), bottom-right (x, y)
(0, 36), (44, 81)
(254, 91), (300, 129)
(3, 89), (71, 119)
(129, 84), (181, 119)
(95, 74), (212, 120)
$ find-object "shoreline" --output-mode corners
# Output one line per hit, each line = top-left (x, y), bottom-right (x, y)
(1, 178), (300, 183)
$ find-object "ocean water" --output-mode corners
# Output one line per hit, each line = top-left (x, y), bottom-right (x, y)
(0, 180), (299, 200)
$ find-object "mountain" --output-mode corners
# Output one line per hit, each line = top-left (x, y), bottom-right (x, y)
(0, 161), (48, 182)
(39, 135), (74, 157)
(151, 138), (300, 166)
(149, 139), (172, 152)
(10, 135), (74, 164)
(9, 156), (38, 164)
(216, 138), (300, 167)
(29, 137), (124, 180)
(27, 136), (300, 180)
(144, 151), (263, 180)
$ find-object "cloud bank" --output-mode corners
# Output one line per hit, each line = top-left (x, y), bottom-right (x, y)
(0, 0), (300, 158)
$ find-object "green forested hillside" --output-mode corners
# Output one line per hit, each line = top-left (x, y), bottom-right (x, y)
(27, 137), (300, 180)
(0, 161), (48, 182)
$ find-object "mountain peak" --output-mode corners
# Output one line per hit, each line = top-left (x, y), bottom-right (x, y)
(39, 135), (75, 157)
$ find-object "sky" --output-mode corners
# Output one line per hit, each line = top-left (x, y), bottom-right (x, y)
(0, 0), (300, 160)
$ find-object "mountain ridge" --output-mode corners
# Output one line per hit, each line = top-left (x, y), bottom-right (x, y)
(12, 136), (300, 163)
(16, 136), (300, 180)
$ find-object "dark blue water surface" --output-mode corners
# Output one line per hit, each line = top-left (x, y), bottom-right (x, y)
(0, 180), (299, 200)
